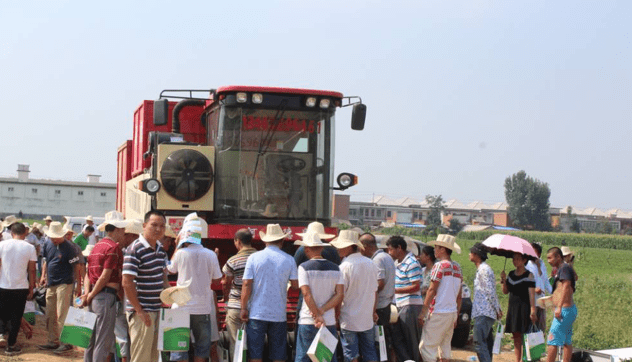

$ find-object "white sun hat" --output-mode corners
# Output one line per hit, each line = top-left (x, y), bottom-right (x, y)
(428, 234), (462, 254)
(294, 232), (329, 247)
(86, 215), (94, 222)
(97, 211), (130, 232)
(259, 224), (290, 242)
(1, 215), (22, 229)
(44, 216), (53, 221)
(82, 244), (95, 257)
(160, 284), (192, 305)
(330, 230), (364, 251)
(125, 219), (143, 235)
(296, 222), (335, 240)
(45, 222), (66, 239)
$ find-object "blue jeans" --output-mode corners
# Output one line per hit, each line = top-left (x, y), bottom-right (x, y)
(170, 314), (212, 361)
(295, 324), (338, 362)
(247, 319), (287, 361)
(340, 328), (378, 362)
(473, 316), (495, 362)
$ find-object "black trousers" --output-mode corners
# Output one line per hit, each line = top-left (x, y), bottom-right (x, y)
(0, 288), (29, 346)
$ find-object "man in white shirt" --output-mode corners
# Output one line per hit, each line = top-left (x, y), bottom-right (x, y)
(0, 222), (37, 356)
(332, 230), (379, 362)
(167, 214), (222, 362)
(526, 242), (551, 332)
(83, 216), (100, 246)
(419, 235), (463, 362)
(294, 232), (344, 362)
(360, 233), (396, 361)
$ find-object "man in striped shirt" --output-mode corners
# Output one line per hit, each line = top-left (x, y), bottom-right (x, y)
(221, 229), (257, 358)
(122, 210), (169, 362)
(387, 235), (423, 362)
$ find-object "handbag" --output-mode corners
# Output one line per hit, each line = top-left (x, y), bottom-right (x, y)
(233, 324), (248, 362)
(522, 324), (546, 362)
(60, 306), (97, 348)
(492, 323), (505, 355)
(157, 308), (190, 351)
(375, 325), (388, 361)
(307, 326), (338, 362)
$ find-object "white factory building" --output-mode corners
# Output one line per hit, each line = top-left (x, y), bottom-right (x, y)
(0, 164), (116, 219)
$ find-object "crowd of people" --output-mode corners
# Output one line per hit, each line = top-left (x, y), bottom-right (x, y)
(0, 214), (578, 362)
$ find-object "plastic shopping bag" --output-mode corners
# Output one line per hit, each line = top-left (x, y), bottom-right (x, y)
(307, 326), (338, 362)
(522, 325), (546, 362)
(375, 325), (388, 361)
(158, 308), (190, 351)
(233, 324), (248, 362)
(492, 323), (505, 355)
(60, 306), (97, 348)
(23, 301), (36, 326)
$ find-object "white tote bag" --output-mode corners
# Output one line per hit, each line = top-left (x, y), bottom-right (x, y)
(60, 306), (97, 348)
(492, 323), (505, 355)
(375, 325), (388, 361)
(158, 308), (190, 351)
(233, 324), (248, 362)
(307, 326), (338, 362)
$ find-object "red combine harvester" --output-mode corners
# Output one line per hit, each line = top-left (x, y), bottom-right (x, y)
(115, 86), (366, 339)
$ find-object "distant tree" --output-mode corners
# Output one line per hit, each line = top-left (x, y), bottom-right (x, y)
(448, 218), (464, 235)
(504, 170), (551, 231)
(425, 194), (445, 228)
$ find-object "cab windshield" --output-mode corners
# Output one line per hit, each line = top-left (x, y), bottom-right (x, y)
(211, 107), (334, 222)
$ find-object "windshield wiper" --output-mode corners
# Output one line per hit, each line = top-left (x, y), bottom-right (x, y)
(252, 100), (288, 175)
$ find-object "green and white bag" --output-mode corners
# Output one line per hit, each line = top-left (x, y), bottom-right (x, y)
(492, 323), (505, 355)
(23, 301), (36, 326)
(375, 325), (388, 361)
(158, 308), (190, 351)
(233, 324), (248, 362)
(523, 325), (546, 362)
(307, 326), (338, 362)
(60, 306), (97, 348)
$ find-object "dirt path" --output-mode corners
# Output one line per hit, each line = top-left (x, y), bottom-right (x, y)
(0, 317), (517, 362)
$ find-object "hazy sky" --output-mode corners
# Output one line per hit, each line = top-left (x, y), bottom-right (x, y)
(1, 1), (630, 210)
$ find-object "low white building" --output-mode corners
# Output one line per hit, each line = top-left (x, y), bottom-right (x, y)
(0, 164), (115, 219)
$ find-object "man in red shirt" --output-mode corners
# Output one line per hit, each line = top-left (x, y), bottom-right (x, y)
(81, 211), (129, 362)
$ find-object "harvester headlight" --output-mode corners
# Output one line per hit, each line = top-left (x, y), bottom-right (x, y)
(236, 92), (248, 103)
(306, 97), (317, 107)
(142, 178), (161, 195)
(319, 98), (330, 109)
(252, 93), (263, 104)
(336, 172), (358, 190)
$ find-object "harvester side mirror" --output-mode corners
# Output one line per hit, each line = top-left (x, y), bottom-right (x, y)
(351, 103), (366, 130)
(154, 99), (169, 126)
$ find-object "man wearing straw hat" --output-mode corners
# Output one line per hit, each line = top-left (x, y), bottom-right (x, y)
(38, 221), (82, 354)
(1, 215), (22, 241)
(122, 210), (169, 362)
(82, 210), (129, 362)
(166, 213), (222, 362)
(0, 220), (37, 356)
(241, 224), (298, 362)
(42, 216), (53, 233)
(419, 234), (463, 362)
(294, 232), (344, 362)
(331, 230), (379, 362)
(83, 216), (99, 246)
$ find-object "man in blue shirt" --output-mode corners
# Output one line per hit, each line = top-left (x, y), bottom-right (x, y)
(241, 224), (298, 362)
(38, 222), (81, 354)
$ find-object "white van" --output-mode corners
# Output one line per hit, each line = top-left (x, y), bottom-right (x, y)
(63, 216), (105, 236)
